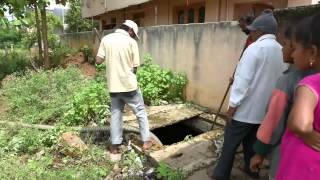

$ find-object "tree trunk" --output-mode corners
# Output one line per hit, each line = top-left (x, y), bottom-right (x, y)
(40, 5), (50, 69)
(34, 2), (43, 63)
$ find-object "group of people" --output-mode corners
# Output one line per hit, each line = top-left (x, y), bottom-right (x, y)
(94, 9), (320, 180)
(212, 10), (320, 180)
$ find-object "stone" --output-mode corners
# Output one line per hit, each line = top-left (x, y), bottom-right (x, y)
(59, 132), (87, 157)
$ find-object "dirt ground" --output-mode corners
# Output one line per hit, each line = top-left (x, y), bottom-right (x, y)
(63, 52), (96, 78)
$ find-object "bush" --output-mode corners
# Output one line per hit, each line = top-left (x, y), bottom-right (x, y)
(0, 29), (23, 49)
(50, 45), (75, 68)
(63, 80), (110, 126)
(0, 49), (31, 81)
(79, 45), (94, 64)
(137, 55), (187, 105)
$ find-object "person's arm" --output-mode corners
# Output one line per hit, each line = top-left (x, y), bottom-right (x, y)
(255, 88), (289, 150)
(250, 88), (288, 172)
(228, 48), (258, 117)
(131, 41), (140, 73)
(96, 39), (106, 65)
(288, 85), (320, 151)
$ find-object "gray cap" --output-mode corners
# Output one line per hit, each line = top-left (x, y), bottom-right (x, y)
(247, 9), (278, 34)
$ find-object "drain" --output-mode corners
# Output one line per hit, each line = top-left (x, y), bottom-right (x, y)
(151, 117), (211, 145)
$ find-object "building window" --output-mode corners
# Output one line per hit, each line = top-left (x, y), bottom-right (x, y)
(178, 10), (184, 24)
(175, 2), (205, 24)
(188, 9), (195, 23)
(198, 6), (205, 23)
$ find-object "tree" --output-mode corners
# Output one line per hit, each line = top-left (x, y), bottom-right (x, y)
(65, 0), (98, 33)
(0, 0), (67, 69)
(33, 0), (43, 62)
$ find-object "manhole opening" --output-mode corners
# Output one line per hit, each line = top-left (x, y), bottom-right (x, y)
(151, 116), (212, 145)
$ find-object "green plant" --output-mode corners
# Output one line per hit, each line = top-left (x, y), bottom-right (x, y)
(79, 45), (94, 64)
(156, 162), (184, 180)
(137, 54), (187, 105)
(0, 49), (31, 81)
(64, 80), (110, 126)
(1, 67), (87, 124)
(50, 45), (74, 68)
(65, 0), (99, 33)
(0, 139), (112, 180)
(6, 128), (42, 154)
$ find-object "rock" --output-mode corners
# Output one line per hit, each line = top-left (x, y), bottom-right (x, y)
(113, 163), (121, 173)
(59, 132), (87, 157)
(107, 152), (121, 162)
(35, 150), (45, 160)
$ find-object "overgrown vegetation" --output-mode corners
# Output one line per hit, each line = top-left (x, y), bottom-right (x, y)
(1, 67), (110, 125)
(0, 126), (112, 179)
(0, 49), (31, 81)
(0, 53), (188, 179)
(137, 54), (187, 105)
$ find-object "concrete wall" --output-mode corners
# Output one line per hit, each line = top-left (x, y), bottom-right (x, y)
(287, 0), (313, 7)
(60, 22), (245, 111)
(138, 22), (244, 110)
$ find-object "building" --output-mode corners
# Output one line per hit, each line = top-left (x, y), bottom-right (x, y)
(81, 0), (319, 30)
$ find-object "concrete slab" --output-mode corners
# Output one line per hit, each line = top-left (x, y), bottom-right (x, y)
(149, 129), (224, 176)
(126, 104), (203, 130)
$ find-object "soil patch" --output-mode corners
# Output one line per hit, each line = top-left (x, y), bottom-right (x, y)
(64, 52), (96, 78)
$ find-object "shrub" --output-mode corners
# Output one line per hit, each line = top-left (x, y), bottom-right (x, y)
(63, 80), (110, 126)
(79, 45), (94, 64)
(0, 49), (31, 81)
(137, 55), (187, 105)
(50, 45), (75, 68)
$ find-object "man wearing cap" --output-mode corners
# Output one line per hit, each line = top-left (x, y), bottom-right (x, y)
(96, 20), (154, 154)
(212, 10), (286, 179)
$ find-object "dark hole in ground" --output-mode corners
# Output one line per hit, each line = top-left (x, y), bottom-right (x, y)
(151, 117), (211, 145)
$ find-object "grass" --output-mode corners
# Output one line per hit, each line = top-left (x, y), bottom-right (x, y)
(0, 126), (113, 180)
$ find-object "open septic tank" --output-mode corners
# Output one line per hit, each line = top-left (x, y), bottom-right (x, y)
(123, 104), (226, 175)
(80, 104), (226, 176)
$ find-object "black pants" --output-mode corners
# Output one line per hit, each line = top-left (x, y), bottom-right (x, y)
(213, 120), (259, 180)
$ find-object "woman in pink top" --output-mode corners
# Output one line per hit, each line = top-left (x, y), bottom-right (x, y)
(276, 14), (320, 180)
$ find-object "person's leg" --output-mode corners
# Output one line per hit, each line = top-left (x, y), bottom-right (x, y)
(242, 124), (260, 177)
(213, 120), (254, 180)
(110, 94), (125, 147)
(123, 90), (150, 144)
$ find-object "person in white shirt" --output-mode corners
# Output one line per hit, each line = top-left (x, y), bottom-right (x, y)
(212, 9), (286, 180)
(96, 20), (154, 154)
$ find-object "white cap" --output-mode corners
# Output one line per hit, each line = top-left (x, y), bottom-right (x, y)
(123, 20), (139, 39)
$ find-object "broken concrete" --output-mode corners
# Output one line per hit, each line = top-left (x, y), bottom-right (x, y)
(149, 128), (224, 176)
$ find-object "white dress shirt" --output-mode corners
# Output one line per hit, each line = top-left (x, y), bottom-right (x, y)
(229, 34), (287, 124)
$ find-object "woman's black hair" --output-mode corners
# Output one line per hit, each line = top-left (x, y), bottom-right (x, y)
(293, 16), (313, 48)
(311, 13), (320, 48)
